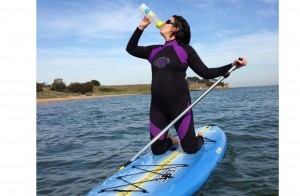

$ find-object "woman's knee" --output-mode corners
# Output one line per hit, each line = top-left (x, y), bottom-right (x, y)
(151, 138), (173, 155)
(181, 136), (204, 154)
(151, 146), (168, 155)
(181, 145), (200, 154)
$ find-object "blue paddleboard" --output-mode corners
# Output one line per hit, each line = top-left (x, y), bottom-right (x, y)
(87, 124), (227, 196)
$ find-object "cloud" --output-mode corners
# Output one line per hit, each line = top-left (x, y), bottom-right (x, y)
(37, 30), (278, 87)
(188, 30), (278, 87)
(186, 0), (241, 8)
(262, 0), (278, 4)
(36, 44), (151, 85)
(37, 0), (278, 87)
(37, 1), (141, 40)
(193, 30), (278, 64)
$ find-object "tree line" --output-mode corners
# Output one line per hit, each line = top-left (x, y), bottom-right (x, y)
(185, 76), (226, 87)
(37, 76), (226, 94)
(36, 78), (101, 94)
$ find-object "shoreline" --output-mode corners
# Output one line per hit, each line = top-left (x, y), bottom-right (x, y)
(36, 88), (227, 104)
(36, 94), (138, 104)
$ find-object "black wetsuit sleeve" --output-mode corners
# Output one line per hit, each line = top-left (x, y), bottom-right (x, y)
(126, 28), (154, 59)
(186, 45), (232, 79)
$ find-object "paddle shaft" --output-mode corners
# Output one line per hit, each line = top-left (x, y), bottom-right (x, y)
(120, 65), (237, 169)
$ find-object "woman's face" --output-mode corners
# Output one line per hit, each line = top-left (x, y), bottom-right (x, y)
(160, 17), (179, 39)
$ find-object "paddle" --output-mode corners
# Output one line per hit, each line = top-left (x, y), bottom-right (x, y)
(119, 60), (241, 170)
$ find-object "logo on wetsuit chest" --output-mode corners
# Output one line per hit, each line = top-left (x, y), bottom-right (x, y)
(154, 57), (170, 68)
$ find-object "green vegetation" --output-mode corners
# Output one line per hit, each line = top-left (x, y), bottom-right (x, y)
(67, 82), (94, 94)
(98, 84), (151, 95)
(186, 76), (225, 87)
(37, 77), (227, 99)
(37, 78), (151, 99)
(51, 78), (66, 92)
(91, 80), (101, 86)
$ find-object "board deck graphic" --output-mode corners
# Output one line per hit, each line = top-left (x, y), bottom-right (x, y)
(116, 151), (181, 196)
(87, 125), (227, 196)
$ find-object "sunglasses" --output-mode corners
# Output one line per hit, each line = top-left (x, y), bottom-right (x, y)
(165, 19), (177, 27)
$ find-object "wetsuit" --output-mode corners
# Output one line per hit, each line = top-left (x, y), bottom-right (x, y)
(126, 28), (232, 155)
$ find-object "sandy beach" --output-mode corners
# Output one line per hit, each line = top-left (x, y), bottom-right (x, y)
(36, 94), (137, 104)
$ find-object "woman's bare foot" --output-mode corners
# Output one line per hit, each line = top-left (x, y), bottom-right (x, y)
(168, 134), (179, 144)
(197, 132), (203, 137)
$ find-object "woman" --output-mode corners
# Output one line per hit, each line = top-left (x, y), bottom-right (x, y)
(126, 15), (247, 155)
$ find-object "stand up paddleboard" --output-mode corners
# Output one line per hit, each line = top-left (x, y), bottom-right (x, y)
(87, 124), (227, 196)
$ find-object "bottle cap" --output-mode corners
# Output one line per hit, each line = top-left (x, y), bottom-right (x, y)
(156, 21), (164, 28)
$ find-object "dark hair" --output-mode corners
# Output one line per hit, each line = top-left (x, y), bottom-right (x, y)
(172, 15), (191, 44)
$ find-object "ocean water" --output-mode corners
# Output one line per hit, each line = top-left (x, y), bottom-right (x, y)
(37, 85), (278, 196)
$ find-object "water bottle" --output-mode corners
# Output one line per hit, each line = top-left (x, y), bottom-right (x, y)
(138, 3), (164, 28)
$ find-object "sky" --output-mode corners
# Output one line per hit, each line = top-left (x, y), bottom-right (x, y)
(36, 0), (279, 87)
